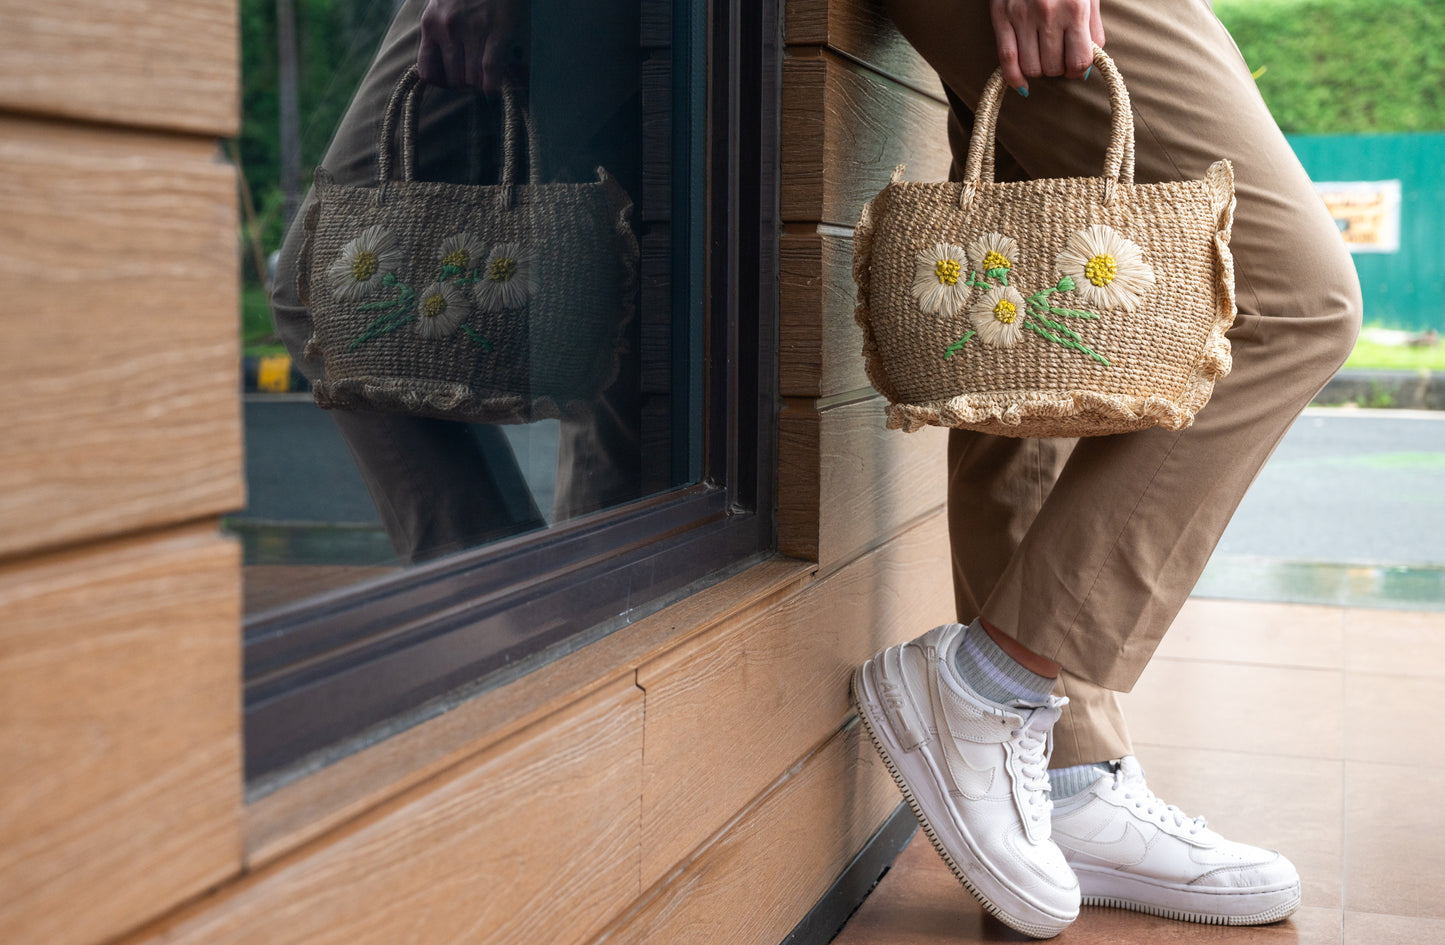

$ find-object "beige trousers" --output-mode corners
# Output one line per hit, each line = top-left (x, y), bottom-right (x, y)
(885, 0), (1362, 766)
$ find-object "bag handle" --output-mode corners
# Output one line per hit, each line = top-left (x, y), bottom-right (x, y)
(961, 46), (1134, 209)
(376, 66), (542, 208)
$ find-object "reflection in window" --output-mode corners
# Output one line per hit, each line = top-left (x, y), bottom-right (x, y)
(228, 0), (698, 614)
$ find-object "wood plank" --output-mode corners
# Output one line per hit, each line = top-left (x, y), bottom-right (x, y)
(781, 52), (951, 226)
(0, 115), (244, 561)
(785, 0), (946, 99)
(598, 718), (901, 945)
(0, 1), (238, 136)
(134, 681), (643, 945)
(0, 526), (242, 945)
(778, 393), (949, 567)
(780, 228), (874, 399)
(637, 511), (953, 887)
(244, 557), (813, 868)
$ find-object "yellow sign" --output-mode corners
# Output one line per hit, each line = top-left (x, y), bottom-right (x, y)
(1313, 180), (1401, 254)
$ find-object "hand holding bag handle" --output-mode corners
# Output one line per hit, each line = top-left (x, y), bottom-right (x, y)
(963, 46), (1136, 210)
(375, 65), (543, 209)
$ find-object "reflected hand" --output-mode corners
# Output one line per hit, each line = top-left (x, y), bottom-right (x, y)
(989, 0), (1104, 94)
(417, 0), (527, 95)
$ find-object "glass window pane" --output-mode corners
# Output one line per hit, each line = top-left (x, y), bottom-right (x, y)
(228, 0), (704, 615)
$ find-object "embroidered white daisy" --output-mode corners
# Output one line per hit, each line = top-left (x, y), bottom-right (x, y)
(970, 285), (1028, 348)
(327, 225), (404, 301)
(1054, 224), (1156, 311)
(965, 232), (1018, 280)
(414, 281), (470, 339)
(437, 232), (487, 272)
(474, 243), (536, 311)
(911, 242), (971, 317)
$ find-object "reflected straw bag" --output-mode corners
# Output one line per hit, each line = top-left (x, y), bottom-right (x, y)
(853, 48), (1237, 437)
(298, 67), (638, 425)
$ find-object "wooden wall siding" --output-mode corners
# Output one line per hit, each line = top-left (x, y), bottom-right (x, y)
(0, 527), (241, 945)
(243, 557), (813, 870)
(780, 52), (951, 227)
(637, 510), (952, 887)
(127, 681), (644, 945)
(779, 227), (871, 399)
(778, 395), (948, 567)
(594, 719), (900, 945)
(0, 1), (238, 136)
(785, 0), (946, 99)
(0, 116), (244, 562)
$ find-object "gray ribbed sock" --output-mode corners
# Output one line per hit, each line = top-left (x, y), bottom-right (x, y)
(950, 619), (1056, 707)
(1049, 762), (1114, 799)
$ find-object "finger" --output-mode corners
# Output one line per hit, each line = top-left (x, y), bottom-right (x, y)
(1090, 0), (1106, 48)
(992, 17), (1029, 94)
(1014, 27), (1043, 81)
(480, 35), (507, 99)
(440, 40), (467, 89)
(1063, 18), (1094, 78)
(417, 41), (447, 86)
(1039, 23), (1066, 77)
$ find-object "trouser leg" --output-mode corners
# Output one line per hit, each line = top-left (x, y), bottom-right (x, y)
(890, 0), (1362, 693)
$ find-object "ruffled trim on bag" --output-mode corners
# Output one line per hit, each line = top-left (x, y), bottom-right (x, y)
(852, 166), (907, 407)
(854, 162), (1239, 437)
(312, 376), (591, 425)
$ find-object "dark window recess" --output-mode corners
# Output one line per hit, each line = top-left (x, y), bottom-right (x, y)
(243, 0), (780, 791)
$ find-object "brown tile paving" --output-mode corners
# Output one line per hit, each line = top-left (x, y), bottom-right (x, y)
(832, 600), (1445, 945)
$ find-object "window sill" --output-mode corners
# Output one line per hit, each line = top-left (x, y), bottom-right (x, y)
(241, 554), (815, 868)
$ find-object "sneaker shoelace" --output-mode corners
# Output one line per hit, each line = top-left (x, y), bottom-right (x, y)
(1114, 767), (1208, 834)
(1010, 710), (1054, 825)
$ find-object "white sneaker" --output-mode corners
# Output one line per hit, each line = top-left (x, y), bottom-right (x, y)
(1051, 757), (1301, 925)
(852, 624), (1080, 938)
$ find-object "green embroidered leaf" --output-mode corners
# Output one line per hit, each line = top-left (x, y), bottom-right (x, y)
(944, 331), (976, 359)
(1056, 275), (1076, 292)
(463, 326), (494, 350)
(1022, 319), (1110, 365)
(986, 267), (1011, 286)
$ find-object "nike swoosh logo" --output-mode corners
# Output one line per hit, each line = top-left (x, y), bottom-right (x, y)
(1057, 821), (1150, 867)
(941, 738), (998, 797)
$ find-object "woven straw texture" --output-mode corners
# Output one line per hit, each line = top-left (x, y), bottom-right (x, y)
(300, 68), (637, 425)
(854, 49), (1237, 437)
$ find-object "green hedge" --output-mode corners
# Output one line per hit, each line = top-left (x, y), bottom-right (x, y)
(1214, 0), (1445, 134)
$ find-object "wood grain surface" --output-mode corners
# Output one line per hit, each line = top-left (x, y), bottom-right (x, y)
(0, 1), (238, 136)
(132, 681), (644, 945)
(0, 116), (244, 561)
(781, 52), (951, 226)
(597, 718), (902, 945)
(0, 526), (242, 945)
(637, 510), (952, 886)
(779, 393), (949, 567)
(786, 0), (946, 98)
(780, 227), (873, 399)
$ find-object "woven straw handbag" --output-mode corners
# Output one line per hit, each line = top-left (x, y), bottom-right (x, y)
(299, 67), (637, 425)
(853, 48), (1236, 437)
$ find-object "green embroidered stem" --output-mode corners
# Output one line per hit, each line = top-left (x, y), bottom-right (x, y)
(943, 330), (976, 359)
(965, 271), (992, 290)
(1022, 318), (1110, 365)
(462, 326), (493, 350)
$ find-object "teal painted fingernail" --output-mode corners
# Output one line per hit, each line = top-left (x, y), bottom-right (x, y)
(1084, 65), (1093, 80)
(1016, 86), (1029, 98)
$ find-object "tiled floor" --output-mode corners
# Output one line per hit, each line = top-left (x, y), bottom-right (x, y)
(832, 598), (1445, 945)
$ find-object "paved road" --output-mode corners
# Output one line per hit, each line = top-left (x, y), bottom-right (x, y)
(1214, 407), (1445, 567)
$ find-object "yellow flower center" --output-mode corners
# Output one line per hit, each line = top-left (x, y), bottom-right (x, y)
(934, 259), (961, 286)
(992, 299), (1018, 324)
(350, 251), (379, 283)
(442, 249), (470, 269)
(422, 294), (447, 319)
(489, 256), (518, 283)
(1085, 253), (1118, 287)
(982, 250), (1011, 271)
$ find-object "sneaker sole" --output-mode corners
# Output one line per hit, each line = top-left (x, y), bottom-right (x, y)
(852, 661), (1075, 939)
(1074, 865), (1301, 926)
